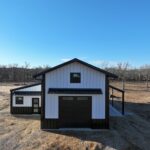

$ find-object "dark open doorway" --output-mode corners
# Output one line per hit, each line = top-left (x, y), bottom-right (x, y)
(32, 98), (40, 114)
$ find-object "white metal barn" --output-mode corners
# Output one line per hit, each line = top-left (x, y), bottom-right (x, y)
(10, 83), (41, 114)
(34, 58), (118, 129)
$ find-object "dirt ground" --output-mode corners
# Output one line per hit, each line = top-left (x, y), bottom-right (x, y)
(0, 82), (150, 150)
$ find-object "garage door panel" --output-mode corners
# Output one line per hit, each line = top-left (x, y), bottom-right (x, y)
(59, 96), (91, 128)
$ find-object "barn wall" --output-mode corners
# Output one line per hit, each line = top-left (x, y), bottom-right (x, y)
(45, 62), (106, 119)
(45, 62), (106, 89)
(45, 94), (58, 118)
(12, 95), (41, 107)
(45, 94), (105, 119)
(92, 95), (105, 119)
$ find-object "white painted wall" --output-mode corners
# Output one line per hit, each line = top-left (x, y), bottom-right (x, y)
(12, 95), (41, 107)
(45, 62), (105, 89)
(92, 95), (105, 119)
(45, 94), (58, 118)
(16, 85), (41, 92)
(45, 94), (105, 119)
(45, 62), (106, 119)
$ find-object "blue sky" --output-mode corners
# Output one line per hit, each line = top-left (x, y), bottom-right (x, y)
(0, 0), (150, 68)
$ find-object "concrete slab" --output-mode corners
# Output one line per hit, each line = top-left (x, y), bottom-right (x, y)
(109, 105), (122, 116)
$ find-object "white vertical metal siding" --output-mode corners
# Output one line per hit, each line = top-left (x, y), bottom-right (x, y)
(17, 85), (41, 92)
(45, 94), (105, 119)
(45, 94), (58, 119)
(45, 62), (106, 119)
(13, 95), (41, 107)
(45, 62), (105, 89)
(92, 95), (105, 119)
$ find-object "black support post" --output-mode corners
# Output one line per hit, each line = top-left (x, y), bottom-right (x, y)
(109, 85), (125, 115)
(112, 88), (114, 106)
(122, 91), (125, 115)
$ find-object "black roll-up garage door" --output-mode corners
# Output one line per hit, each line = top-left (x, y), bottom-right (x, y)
(59, 96), (92, 128)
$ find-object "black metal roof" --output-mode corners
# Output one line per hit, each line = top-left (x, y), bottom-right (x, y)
(48, 88), (102, 94)
(33, 58), (117, 78)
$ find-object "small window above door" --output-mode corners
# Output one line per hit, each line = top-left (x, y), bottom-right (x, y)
(70, 73), (81, 83)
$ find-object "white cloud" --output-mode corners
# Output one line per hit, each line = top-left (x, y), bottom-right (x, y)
(61, 58), (72, 62)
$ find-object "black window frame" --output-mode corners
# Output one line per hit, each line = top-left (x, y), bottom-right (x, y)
(70, 72), (81, 83)
(16, 97), (24, 104)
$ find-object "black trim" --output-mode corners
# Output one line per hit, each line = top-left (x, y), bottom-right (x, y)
(41, 119), (108, 129)
(41, 119), (59, 129)
(109, 85), (124, 92)
(10, 83), (41, 92)
(10, 91), (13, 114)
(11, 106), (41, 114)
(105, 76), (109, 129)
(41, 74), (45, 128)
(13, 91), (41, 95)
(11, 107), (33, 114)
(11, 107), (41, 115)
(48, 88), (102, 94)
(91, 119), (108, 129)
(33, 58), (117, 78)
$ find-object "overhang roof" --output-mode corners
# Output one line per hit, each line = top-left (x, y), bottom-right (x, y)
(33, 58), (117, 78)
(48, 88), (102, 94)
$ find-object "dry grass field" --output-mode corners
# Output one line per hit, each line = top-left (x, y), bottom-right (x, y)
(0, 82), (150, 150)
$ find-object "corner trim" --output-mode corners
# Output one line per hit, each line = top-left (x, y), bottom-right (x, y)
(41, 74), (45, 128)
(10, 91), (13, 114)
(105, 76), (109, 128)
(91, 119), (108, 129)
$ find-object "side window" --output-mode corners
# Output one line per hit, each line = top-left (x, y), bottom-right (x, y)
(16, 97), (23, 104)
(70, 73), (81, 83)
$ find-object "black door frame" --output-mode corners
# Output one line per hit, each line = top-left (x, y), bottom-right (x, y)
(32, 98), (40, 114)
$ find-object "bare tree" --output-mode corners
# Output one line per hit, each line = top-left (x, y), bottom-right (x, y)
(141, 64), (150, 89)
(99, 62), (109, 69)
(117, 62), (130, 90)
(23, 62), (30, 85)
(0, 62), (150, 84)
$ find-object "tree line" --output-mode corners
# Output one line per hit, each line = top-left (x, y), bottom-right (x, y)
(0, 62), (49, 83)
(104, 63), (150, 89)
(0, 62), (149, 88)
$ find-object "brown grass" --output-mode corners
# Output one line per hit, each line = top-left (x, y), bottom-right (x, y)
(0, 82), (150, 150)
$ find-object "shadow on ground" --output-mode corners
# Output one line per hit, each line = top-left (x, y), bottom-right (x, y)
(111, 100), (150, 122)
